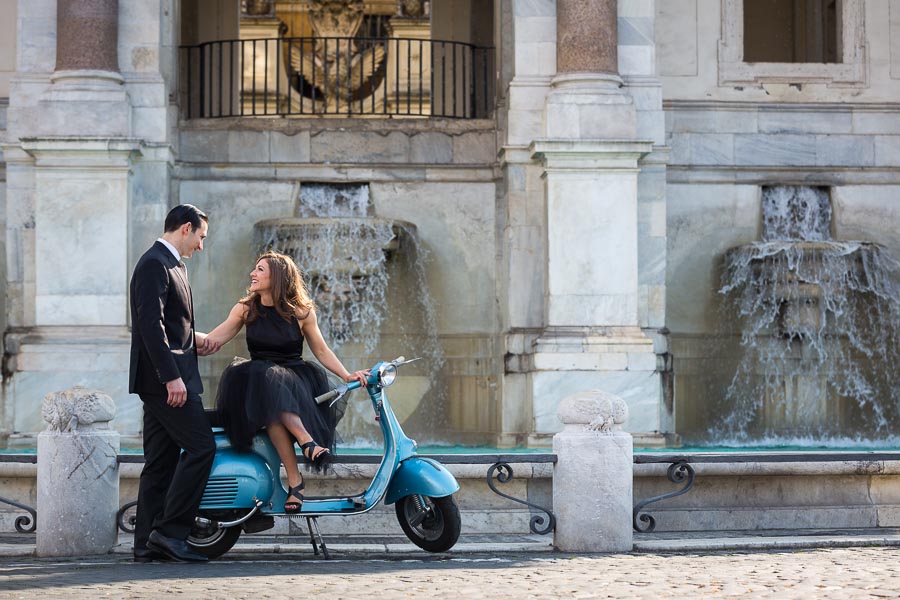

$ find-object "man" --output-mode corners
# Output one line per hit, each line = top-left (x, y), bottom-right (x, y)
(129, 204), (216, 563)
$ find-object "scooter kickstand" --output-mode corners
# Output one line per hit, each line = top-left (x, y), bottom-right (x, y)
(306, 516), (330, 559)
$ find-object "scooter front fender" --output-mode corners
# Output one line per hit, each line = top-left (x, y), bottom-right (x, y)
(385, 457), (460, 505)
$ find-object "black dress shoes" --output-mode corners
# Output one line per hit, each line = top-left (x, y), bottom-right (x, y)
(133, 547), (169, 563)
(147, 530), (208, 563)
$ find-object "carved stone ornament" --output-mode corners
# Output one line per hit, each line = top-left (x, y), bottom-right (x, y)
(399, 0), (427, 17)
(244, 0), (274, 16)
(556, 389), (628, 433)
(42, 386), (116, 432)
(307, 0), (365, 38)
(290, 0), (385, 109)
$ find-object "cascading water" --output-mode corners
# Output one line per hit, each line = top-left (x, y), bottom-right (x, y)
(253, 183), (445, 446)
(255, 184), (398, 353)
(715, 186), (900, 444)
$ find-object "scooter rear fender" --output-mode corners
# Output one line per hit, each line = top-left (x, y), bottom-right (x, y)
(200, 447), (276, 510)
(384, 457), (460, 505)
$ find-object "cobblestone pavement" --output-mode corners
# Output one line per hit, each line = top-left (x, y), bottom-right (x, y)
(1, 547), (900, 599)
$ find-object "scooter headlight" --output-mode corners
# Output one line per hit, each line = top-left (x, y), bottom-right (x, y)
(377, 364), (397, 387)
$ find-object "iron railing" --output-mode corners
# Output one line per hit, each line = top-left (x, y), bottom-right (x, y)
(180, 36), (494, 119)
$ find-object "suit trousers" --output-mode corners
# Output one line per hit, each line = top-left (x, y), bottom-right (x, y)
(135, 393), (215, 549)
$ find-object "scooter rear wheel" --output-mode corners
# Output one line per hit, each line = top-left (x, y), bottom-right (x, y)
(395, 494), (461, 553)
(186, 510), (243, 559)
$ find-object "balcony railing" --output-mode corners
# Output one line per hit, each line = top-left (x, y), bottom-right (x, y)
(179, 36), (494, 119)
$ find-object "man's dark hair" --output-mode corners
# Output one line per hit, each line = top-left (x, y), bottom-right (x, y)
(164, 204), (208, 233)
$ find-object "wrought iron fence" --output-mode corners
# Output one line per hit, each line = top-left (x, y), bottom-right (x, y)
(180, 36), (494, 119)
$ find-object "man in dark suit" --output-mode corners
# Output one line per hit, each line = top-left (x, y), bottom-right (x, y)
(130, 204), (216, 563)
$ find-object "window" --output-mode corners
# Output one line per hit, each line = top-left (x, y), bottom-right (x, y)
(719, 0), (865, 86)
(744, 0), (838, 63)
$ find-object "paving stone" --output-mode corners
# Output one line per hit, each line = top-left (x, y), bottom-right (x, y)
(1, 547), (900, 598)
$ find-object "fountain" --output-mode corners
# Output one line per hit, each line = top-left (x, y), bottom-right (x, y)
(714, 186), (900, 444)
(253, 183), (445, 446)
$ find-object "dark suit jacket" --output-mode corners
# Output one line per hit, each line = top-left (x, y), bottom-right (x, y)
(129, 241), (203, 396)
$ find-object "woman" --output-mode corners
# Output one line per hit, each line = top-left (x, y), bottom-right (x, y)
(205, 251), (368, 513)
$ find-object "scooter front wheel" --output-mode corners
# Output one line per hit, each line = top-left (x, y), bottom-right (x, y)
(395, 494), (461, 553)
(186, 510), (243, 559)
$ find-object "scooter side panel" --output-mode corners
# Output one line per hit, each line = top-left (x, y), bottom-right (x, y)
(200, 448), (276, 510)
(384, 457), (460, 505)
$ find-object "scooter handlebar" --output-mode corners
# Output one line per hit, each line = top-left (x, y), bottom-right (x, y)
(314, 358), (419, 405)
(314, 389), (340, 405)
(314, 380), (363, 405)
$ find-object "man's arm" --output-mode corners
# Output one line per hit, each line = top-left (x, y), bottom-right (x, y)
(133, 259), (181, 388)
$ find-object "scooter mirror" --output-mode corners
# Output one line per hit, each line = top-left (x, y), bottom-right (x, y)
(394, 357), (422, 366)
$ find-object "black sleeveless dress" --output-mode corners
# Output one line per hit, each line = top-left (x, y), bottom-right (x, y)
(214, 303), (342, 457)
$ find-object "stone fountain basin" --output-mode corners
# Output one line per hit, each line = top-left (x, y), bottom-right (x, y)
(253, 217), (416, 276)
(726, 240), (878, 290)
(724, 241), (879, 333)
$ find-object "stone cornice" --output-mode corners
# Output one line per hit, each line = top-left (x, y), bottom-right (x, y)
(20, 137), (143, 168)
(663, 100), (900, 112)
(530, 139), (654, 170)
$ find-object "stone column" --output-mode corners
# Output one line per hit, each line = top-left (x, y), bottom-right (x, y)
(556, 0), (617, 75)
(36, 387), (120, 557)
(525, 0), (664, 445)
(553, 389), (632, 552)
(1, 0), (145, 448)
(56, 0), (119, 72)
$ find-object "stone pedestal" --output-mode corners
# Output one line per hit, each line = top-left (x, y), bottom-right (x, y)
(24, 139), (139, 326)
(528, 140), (663, 440)
(552, 389), (632, 552)
(36, 387), (120, 557)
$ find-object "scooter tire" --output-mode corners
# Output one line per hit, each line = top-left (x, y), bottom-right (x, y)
(395, 494), (461, 553)
(186, 512), (243, 559)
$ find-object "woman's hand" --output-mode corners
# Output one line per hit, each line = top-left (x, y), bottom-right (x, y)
(346, 370), (371, 386)
(197, 332), (223, 356)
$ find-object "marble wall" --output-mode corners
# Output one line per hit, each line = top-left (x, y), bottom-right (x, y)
(658, 0), (900, 440)
(0, 0), (15, 99)
(176, 117), (500, 444)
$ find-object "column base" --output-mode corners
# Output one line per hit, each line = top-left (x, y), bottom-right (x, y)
(36, 70), (130, 137)
(545, 72), (636, 139)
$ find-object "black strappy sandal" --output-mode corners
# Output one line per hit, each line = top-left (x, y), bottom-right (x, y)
(301, 440), (332, 470)
(284, 480), (304, 514)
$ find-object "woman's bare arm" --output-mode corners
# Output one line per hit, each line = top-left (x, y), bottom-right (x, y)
(300, 309), (368, 384)
(204, 303), (248, 353)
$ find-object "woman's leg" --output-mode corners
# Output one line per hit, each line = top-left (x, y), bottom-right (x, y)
(266, 421), (304, 505)
(278, 411), (328, 461)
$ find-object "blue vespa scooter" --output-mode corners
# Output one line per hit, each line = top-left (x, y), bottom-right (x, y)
(184, 357), (461, 559)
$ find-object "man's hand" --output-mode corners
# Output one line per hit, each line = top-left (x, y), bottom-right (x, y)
(165, 377), (188, 407)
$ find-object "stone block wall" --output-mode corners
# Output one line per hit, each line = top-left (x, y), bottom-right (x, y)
(664, 102), (900, 439)
(176, 117), (500, 443)
(634, 461), (900, 531)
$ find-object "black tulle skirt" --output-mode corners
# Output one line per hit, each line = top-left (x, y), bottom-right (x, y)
(214, 357), (343, 456)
